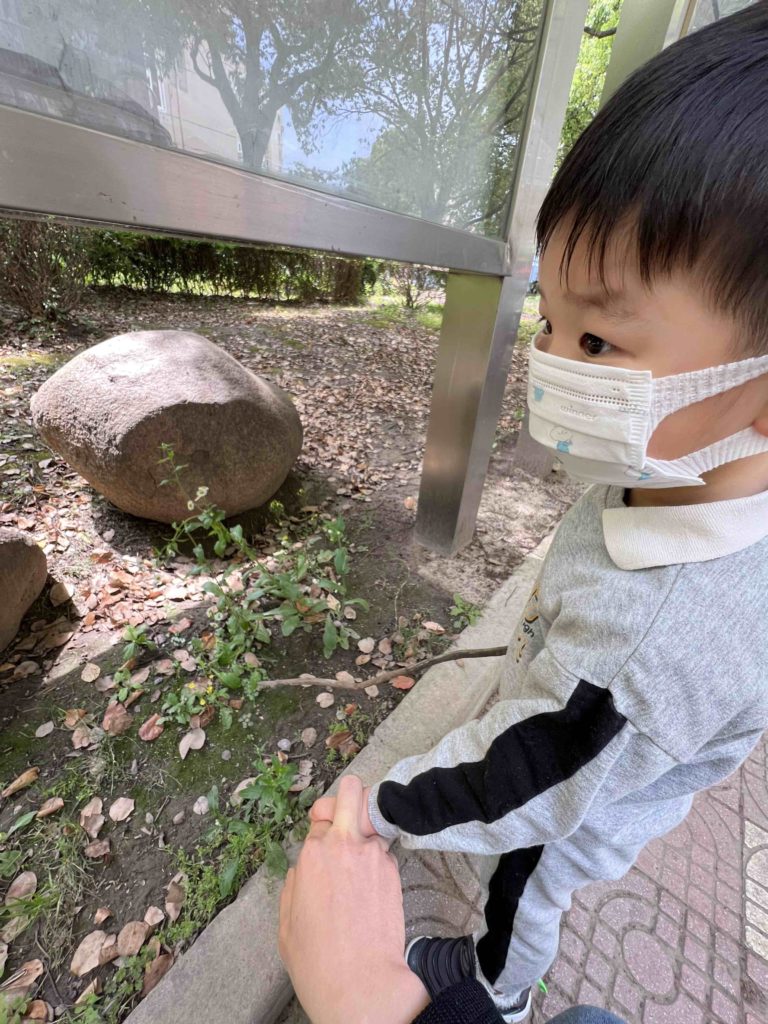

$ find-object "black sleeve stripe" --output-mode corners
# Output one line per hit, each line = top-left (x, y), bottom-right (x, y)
(376, 679), (627, 837)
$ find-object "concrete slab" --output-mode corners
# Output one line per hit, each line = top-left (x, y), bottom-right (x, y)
(125, 536), (551, 1024)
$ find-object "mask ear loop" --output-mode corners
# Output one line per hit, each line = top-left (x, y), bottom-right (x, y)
(648, 354), (768, 435)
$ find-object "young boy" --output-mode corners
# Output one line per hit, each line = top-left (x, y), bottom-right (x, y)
(312, 5), (768, 1020)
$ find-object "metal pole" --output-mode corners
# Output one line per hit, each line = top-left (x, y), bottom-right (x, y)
(416, 0), (590, 554)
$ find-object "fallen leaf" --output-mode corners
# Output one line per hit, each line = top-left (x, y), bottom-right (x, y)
(141, 951), (174, 997)
(98, 933), (119, 966)
(165, 876), (185, 922)
(0, 914), (29, 944)
(301, 727), (317, 747)
(192, 795), (209, 816)
(131, 666), (150, 686)
(289, 759), (314, 793)
(108, 797), (134, 822)
(378, 638), (393, 656)
(79, 797), (105, 839)
(102, 703), (133, 737)
(153, 658), (175, 676)
(75, 980), (102, 1004)
(243, 652), (261, 668)
(70, 931), (108, 977)
(124, 688), (144, 709)
(168, 618), (191, 635)
(80, 663), (101, 683)
(178, 728), (206, 760)
(83, 839), (110, 860)
(143, 906), (165, 930)
(326, 730), (353, 750)
(423, 621), (445, 634)
(71, 724), (93, 749)
(335, 671), (355, 686)
(230, 778), (256, 807)
(138, 714), (164, 742)
(0, 957), (43, 999)
(93, 907), (112, 925)
(357, 637), (375, 654)
(189, 706), (215, 729)
(117, 920), (149, 957)
(355, 654), (371, 666)
(25, 997), (54, 1018)
(339, 736), (361, 757)
(63, 708), (87, 730)
(5, 871), (36, 904)
(392, 675), (416, 690)
(40, 630), (74, 651)
(49, 581), (75, 607)
(343, 606), (357, 620)
(12, 661), (38, 679)
(316, 692), (334, 708)
(1, 767), (39, 799)
(94, 676), (116, 693)
(34, 721), (54, 739)
(36, 797), (64, 819)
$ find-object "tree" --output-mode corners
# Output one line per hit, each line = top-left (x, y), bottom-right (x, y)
(339, 0), (543, 235)
(558, 0), (623, 165)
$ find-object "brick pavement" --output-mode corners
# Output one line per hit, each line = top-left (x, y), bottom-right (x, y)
(396, 735), (768, 1024)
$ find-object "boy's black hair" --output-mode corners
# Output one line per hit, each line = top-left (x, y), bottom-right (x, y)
(536, 2), (768, 354)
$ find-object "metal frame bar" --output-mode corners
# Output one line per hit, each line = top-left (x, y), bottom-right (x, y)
(415, 0), (591, 554)
(0, 104), (508, 275)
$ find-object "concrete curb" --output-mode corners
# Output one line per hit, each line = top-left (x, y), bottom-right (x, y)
(125, 535), (552, 1024)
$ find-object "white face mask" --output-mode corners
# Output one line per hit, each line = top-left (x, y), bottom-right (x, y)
(527, 331), (768, 488)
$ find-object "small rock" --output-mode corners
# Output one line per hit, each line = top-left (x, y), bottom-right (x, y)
(221, 750), (231, 761)
(316, 692), (335, 709)
(364, 685), (380, 698)
(277, 738), (292, 752)
(172, 811), (185, 826)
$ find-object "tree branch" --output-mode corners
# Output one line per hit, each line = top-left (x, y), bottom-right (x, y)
(258, 644), (509, 691)
(584, 25), (617, 39)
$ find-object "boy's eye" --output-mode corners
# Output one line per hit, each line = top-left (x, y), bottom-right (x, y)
(538, 316), (552, 335)
(580, 333), (613, 357)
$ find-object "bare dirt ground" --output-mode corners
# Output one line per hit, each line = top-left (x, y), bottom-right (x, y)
(0, 289), (581, 1019)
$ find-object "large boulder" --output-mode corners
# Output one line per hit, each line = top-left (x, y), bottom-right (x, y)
(0, 529), (47, 653)
(30, 331), (303, 523)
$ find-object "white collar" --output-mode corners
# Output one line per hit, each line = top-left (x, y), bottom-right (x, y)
(601, 486), (768, 570)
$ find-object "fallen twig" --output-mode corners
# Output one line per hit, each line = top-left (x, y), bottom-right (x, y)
(258, 644), (509, 691)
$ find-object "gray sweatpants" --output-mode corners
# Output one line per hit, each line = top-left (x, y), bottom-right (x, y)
(473, 795), (693, 1000)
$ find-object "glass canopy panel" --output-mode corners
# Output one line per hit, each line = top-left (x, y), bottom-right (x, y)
(689, 0), (757, 29)
(0, 0), (548, 239)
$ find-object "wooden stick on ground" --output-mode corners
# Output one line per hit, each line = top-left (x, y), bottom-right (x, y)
(258, 644), (509, 692)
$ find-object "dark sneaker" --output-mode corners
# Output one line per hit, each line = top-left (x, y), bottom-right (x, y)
(405, 936), (476, 999)
(497, 987), (532, 1023)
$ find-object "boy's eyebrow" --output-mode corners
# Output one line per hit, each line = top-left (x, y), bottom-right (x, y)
(539, 285), (644, 323)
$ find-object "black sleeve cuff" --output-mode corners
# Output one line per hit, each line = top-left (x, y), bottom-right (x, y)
(411, 979), (504, 1024)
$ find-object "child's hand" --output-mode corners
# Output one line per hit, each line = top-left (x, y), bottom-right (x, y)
(310, 783), (378, 837)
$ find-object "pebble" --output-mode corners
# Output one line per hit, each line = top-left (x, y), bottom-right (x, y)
(277, 738), (292, 752)
(173, 811), (185, 825)
(221, 750), (231, 761)
(145, 812), (154, 825)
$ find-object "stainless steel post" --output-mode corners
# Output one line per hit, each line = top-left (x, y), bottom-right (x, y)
(416, 0), (590, 553)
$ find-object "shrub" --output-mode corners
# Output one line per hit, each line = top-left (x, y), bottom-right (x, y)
(0, 218), (89, 319)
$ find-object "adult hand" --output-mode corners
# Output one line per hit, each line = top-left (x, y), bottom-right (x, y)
(279, 775), (429, 1024)
(309, 783), (378, 837)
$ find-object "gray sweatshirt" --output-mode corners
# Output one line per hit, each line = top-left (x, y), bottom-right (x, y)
(368, 484), (768, 854)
